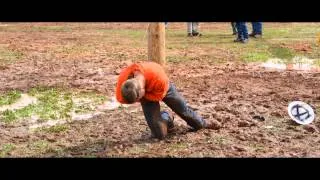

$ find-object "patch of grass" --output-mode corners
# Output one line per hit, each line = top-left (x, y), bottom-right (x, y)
(29, 140), (49, 153)
(0, 47), (23, 64)
(56, 44), (95, 55)
(31, 26), (72, 32)
(119, 30), (145, 39)
(29, 88), (73, 121)
(251, 143), (266, 152)
(37, 124), (68, 133)
(0, 25), (19, 32)
(1, 104), (34, 123)
(72, 91), (107, 114)
(1, 87), (72, 123)
(214, 136), (229, 146)
(167, 55), (183, 63)
(99, 29), (145, 40)
(105, 52), (130, 61)
(308, 44), (320, 59)
(269, 46), (295, 60)
(0, 90), (22, 106)
(169, 143), (188, 150)
(314, 59), (320, 67)
(45, 147), (64, 156)
(263, 28), (292, 39)
(1, 87), (108, 123)
(1, 110), (17, 123)
(241, 52), (271, 63)
(293, 26), (320, 37)
(167, 55), (193, 63)
(0, 143), (16, 157)
(127, 145), (148, 154)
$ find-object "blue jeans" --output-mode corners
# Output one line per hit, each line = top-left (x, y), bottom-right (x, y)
(236, 22), (248, 40)
(140, 83), (206, 139)
(251, 22), (262, 34)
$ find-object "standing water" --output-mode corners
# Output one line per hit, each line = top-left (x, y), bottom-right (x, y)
(261, 56), (320, 72)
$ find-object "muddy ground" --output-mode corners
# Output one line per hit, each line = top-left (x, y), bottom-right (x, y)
(0, 23), (320, 157)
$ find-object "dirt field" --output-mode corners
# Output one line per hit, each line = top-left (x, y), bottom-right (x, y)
(1, 23), (320, 157)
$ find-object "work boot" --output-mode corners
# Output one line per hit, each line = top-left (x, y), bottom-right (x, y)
(249, 33), (262, 38)
(160, 111), (174, 130)
(192, 31), (202, 37)
(234, 38), (248, 43)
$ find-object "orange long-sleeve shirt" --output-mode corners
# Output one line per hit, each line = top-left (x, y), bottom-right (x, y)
(115, 62), (169, 104)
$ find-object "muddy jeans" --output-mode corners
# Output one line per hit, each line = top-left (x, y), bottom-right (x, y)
(140, 83), (206, 139)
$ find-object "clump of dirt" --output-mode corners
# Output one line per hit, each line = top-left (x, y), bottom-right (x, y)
(281, 42), (313, 53)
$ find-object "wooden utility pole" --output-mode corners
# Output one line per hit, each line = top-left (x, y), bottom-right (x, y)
(148, 23), (166, 66)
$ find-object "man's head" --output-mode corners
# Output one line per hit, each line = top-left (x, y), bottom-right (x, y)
(121, 72), (145, 103)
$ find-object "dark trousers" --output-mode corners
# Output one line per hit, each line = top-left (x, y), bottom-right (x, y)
(251, 22), (262, 34)
(140, 83), (206, 139)
(235, 22), (249, 40)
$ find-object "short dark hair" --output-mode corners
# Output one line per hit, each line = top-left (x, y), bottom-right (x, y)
(121, 79), (138, 103)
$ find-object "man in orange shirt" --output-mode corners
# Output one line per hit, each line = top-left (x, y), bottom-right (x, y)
(116, 62), (216, 139)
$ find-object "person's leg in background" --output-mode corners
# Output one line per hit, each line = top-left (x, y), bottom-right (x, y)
(231, 22), (237, 35)
(235, 22), (249, 43)
(250, 22), (262, 38)
(165, 22), (168, 29)
(187, 22), (193, 36)
(192, 22), (202, 36)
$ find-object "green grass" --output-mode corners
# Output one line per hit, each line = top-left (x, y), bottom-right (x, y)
(127, 145), (149, 154)
(1, 87), (72, 123)
(72, 91), (107, 114)
(213, 135), (229, 146)
(0, 87), (107, 123)
(37, 124), (68, 133)
(1, 105), (34, 123)
(29, 140), (49, 153)
(45, 147), (64, 156)
(29, 87), (73, 121)
(251, 143), (266, 152)
(0, 47), (23, 64)
(30, 26), (72, 32)
(167, 55), (192, 63)
(241, 52), (271, 63)
(314, 59), (320, 67)
(163, 24), (320, 65)
(0, 143), (16, 157)
(98, 29), (146, 40)
(0, 90), (22, 106)
(169, 143), (188, 150)
(56, 44), (95, 55)
(269, 46), (295, 60)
